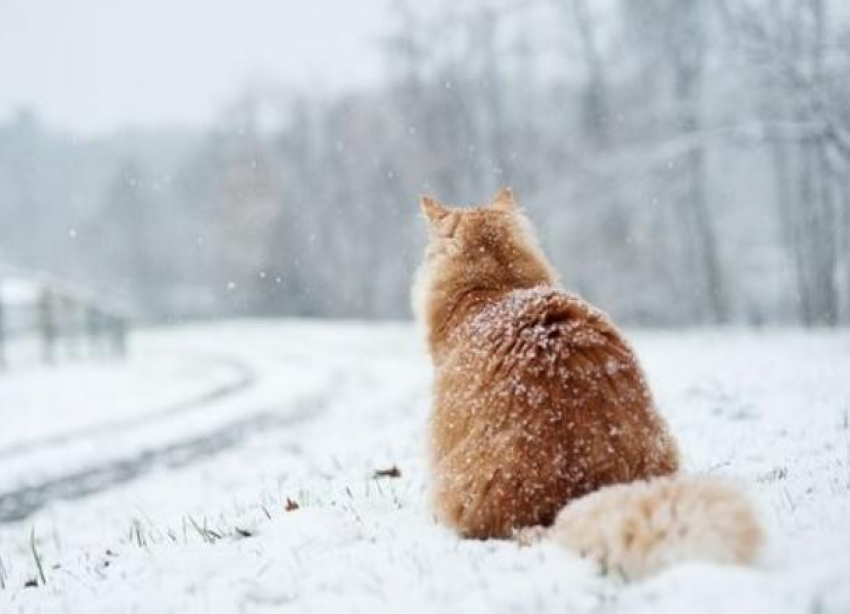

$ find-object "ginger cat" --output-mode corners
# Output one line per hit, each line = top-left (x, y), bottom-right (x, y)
(413, 188), (762, 578)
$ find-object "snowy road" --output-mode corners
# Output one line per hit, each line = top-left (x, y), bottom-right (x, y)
(0, 353), (263, 521)
(0, 322), (849, 613)
(0, 323), (356, 521)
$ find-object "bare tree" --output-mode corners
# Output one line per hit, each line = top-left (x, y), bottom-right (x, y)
(722, 0), (847, 325)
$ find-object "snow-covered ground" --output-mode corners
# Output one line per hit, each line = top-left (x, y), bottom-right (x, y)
(0, 321), (848, 613)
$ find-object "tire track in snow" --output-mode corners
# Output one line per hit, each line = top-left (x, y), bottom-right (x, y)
(0, 329), (397, 523)
(0, 387), (333, 523)
(0, 354), (256, 461)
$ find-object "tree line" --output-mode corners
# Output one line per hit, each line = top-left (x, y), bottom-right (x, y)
(1, 0), (848, 325)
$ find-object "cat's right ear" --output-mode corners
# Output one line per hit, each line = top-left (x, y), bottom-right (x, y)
(490, 187), (516, 211)
(420, 195), (449, 223)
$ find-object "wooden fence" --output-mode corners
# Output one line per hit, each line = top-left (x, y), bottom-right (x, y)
(0, 273), (129, 370)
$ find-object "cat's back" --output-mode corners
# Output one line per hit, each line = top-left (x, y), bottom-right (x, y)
(451, 287), (676, 465)
(431, 285), (678, 535)
(451, 285), (635, 383)
(435, 284), (650, 436)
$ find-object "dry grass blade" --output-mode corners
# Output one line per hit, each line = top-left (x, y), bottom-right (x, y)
(373, 466), (401, 479)
(0, 553), (7, 590)
(30, 527), (47, 586)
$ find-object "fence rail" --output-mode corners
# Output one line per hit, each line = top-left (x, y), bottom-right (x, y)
(0, 272), (129, 370)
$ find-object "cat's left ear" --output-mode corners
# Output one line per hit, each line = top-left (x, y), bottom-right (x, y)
(420, 195), (450, 223)
(490, 187), (516, 211)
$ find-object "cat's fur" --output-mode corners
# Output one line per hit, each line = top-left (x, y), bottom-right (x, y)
(413, 188), (763, 578)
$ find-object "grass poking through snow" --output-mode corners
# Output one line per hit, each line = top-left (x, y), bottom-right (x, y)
(30, 527), (47, 587)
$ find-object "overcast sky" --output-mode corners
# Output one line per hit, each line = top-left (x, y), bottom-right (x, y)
(0, 0), (388, 134)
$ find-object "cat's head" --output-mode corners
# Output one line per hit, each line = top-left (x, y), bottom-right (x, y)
(419, 188), (519, 260)
(412, 188), (558, 327)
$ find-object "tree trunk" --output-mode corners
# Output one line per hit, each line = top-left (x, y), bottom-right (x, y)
(571, 0), (609, 149)
(674, 0), (727, 323)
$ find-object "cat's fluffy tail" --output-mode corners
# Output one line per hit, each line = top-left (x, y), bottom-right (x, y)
(541, 475), (763, 579)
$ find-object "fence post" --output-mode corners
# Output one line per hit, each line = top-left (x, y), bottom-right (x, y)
(39, 288), (57, 365)
(85, 305), (101, 358)
(62, 295), (81, 360)
(115, 316), (128, 359)
(104, 314), (128, 359)
(0, 279), (5, 370)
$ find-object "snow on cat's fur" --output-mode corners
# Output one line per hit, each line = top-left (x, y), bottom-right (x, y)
(413, 188), (763, 578)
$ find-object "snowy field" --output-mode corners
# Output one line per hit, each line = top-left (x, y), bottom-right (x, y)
(0, 321), (849, 613)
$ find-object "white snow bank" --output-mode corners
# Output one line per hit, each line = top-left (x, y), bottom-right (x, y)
(0, 323), (847, 613)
